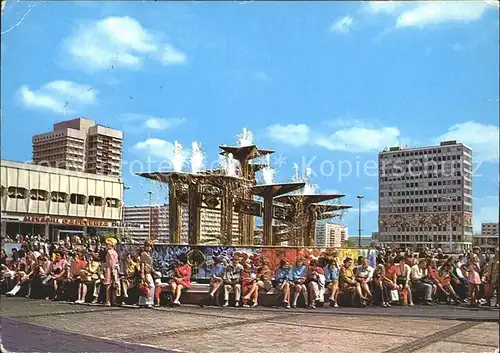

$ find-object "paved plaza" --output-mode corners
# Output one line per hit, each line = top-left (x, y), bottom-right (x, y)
(1, 297), (498, 353)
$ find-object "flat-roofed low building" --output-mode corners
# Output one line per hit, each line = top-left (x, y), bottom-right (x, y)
(473, 222), (499, 253)
(1, 159), (123, 241)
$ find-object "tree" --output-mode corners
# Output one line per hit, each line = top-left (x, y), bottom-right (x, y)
(343, 238), (358, 248)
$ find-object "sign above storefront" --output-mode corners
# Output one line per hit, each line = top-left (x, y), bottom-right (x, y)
(23, 216), (114, 228)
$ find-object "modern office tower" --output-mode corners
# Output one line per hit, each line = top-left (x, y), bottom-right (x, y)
(32, 117), (123, 176)
(315, 222), (347, 248)
(378, 140), (473, 251)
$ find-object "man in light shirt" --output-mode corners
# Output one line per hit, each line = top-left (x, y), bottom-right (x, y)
(355, 258), (374, 300)
(410, 259), (434, 305)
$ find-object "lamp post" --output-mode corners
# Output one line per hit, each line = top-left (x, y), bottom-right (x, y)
(442, 196), (452, 253)
(121, 185), (130, 239)
(357, 195), (364, 248)
(147, 191), (153, 240)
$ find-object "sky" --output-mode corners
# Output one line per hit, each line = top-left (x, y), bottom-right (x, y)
(1, 0), (499, 236)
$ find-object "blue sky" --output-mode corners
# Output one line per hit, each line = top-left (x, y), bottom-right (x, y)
(1, 1), (499, 236)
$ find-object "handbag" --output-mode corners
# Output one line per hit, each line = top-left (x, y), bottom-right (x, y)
(390, 289), (400, 302)
(138, 281), (150, 297)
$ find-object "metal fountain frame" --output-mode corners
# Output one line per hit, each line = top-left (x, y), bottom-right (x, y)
(137, 137), (352, 247)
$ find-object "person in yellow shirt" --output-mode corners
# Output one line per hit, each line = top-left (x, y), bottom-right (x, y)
(340, 257), (368, 307)
(121, 253), (138, 305)
(75, 252), (100, 304)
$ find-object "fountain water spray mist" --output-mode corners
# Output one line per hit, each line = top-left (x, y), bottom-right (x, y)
(172, 141), (185, 173)
(292, 163), (300, 182)
(303, 167), (317, 194)
(261, 154), (274, 184)
(190, 141), (204, 174)
(237, 127), (254, 147)
(224, 153), (238, 177)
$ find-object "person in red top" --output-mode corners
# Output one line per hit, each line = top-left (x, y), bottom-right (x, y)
(170, 255), (192, 306)
(68, 250), (86, 301)
(241, 262), (258, 307)
(385, 258), (397, 283)
(306, 259), (324, 308)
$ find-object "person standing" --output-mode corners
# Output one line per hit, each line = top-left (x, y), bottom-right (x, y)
(139, 241), (155, 307)
(103, 237), (119, 307)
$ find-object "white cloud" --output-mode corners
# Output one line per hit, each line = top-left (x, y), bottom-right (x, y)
(351, 200), (378, 213)
(436, 121), (499, 163)
(267, 120), (402, 153)
(134, 138), (175, 160)
(318, 126), (401, 153)
(144, 117), (186, 130)
(18, 80), (96, 114)
(362, 1), (495, 31)
(363, 186), (375, 191)
(63, 16), (186, 71)
(473, 195), (499, 232)
(396, 1), (492, 28)
(158, 44), (187, 65)
(330, 16), (354, 34)
(266, 124), (310, 147)
(364, 1), (402, 14)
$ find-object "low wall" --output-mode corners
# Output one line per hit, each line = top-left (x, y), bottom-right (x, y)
(116, 244), (368, 281)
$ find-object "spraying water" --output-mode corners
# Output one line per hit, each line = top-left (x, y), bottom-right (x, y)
(261, 154), (274, 184)
(223, 153), (238, 177)
(237, 127), (254, 147)
(172, 141), (185, 173)
(292, 163), (300, 182)
(303, 167), (317, 194)
(190, 141), (204, 174)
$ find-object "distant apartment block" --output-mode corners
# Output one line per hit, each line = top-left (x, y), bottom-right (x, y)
(32, 118), (123, 177)
(123, 204), (239, 244)
(473, 222), (499, 253)
(315, 222), (347, 248)
(378, 141), (473, 251)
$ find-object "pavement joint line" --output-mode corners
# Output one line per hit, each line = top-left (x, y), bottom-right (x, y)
(442, 339), (500, 349)
(382, 321), (479, 353)
(214, 306), (500, 323)
(119, 312), (299, 341)
(6, 307), (122, 319)
(269, 320), (414, 339)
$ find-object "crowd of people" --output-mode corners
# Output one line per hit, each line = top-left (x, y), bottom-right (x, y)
(1, 237), (498, 310)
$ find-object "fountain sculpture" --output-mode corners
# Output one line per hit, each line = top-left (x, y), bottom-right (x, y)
(137, 128), (351, 246)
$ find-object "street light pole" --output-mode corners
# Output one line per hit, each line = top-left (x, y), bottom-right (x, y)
(147, 191), (153, 240)
(122, 185), (130, 239)
(357, 195), (364, 248)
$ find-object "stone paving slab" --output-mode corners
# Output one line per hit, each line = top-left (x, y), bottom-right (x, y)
(270, 314), (460, 338)
(248, 304), (500, 322)
(413, 341), (498, 353)
(1, 317), (173, 353)
(129, 321), (408, 353)
(14, 309), (243, 340)
(161, 306), (291, 320)
(443, 325), (500, 348)
(0, 298), (120, 318)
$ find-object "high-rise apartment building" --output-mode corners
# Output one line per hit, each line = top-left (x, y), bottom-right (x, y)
(473, 222), (499, 253)
(378, 141), (473, 251)
(32, 118), (123, 177)
(315, 222), (347, 248)
(123, 204), (239, 244)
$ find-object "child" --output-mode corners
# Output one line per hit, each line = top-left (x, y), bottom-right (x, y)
(462, 254), (481, 307)
(209, 257), (225, 305)
(324, 258), (340, 307)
